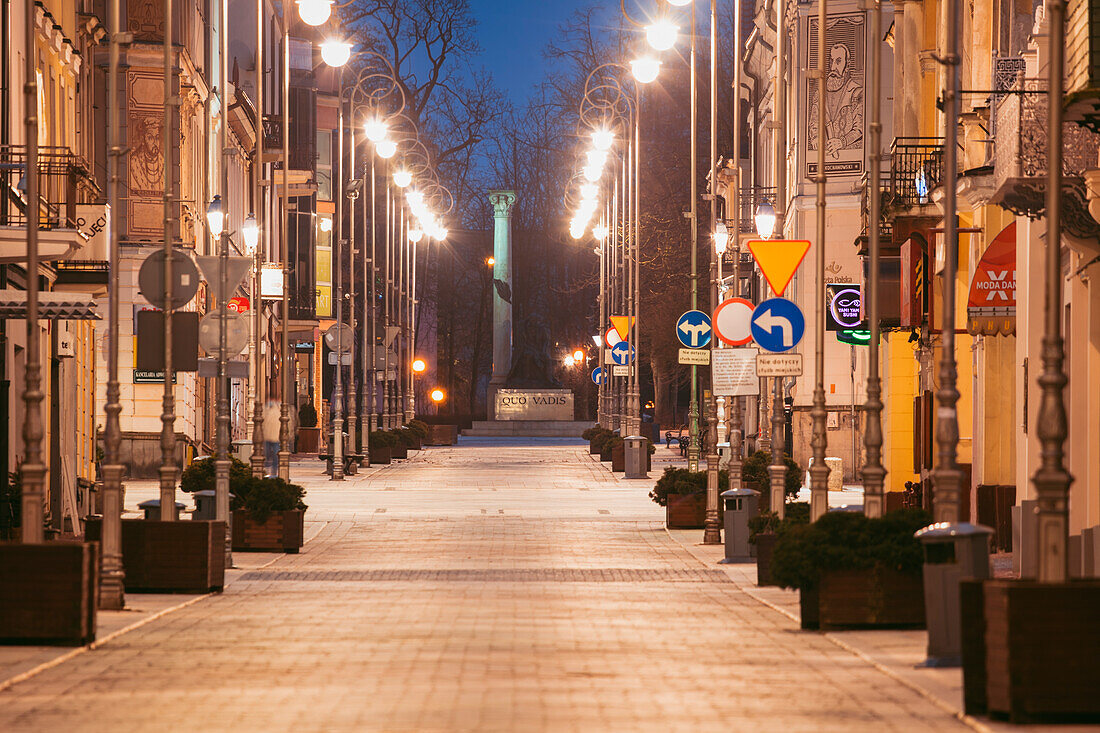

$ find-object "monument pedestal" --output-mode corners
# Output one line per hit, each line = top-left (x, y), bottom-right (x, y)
(465, 388), (587, 437)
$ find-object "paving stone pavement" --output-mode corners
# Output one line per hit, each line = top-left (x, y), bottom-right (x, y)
(0, 438), (972, 732)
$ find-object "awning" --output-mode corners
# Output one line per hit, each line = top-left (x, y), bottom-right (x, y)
(0, 290), (101, 320)
(967, 222), (1015, 336)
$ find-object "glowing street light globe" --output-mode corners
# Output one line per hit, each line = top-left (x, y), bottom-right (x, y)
(580, 183), (598, 200)
(296, 0), (332, 26)
(592, 223), (609, 241)
(375, 139), (397, 159)
(393, 169), (413, 188)
(666, 0), (692, 6)
(320, 40), (352, 68)
(713, 221), (730, 255)
(582, 164), (602, 182)
(645, 20), (678, 51)
(432, 225), (448, 241)
(572, 349), (585, 362)
(430, 388), (446, 403)
(408, 227), (424, 244)
(569, 222), (586, 240)
(563, 355), (576, 367)
(406, 191), (425, 207)
(364, 118), (388, 142)
(591, 129), (614, 151)
(630, 56), (661, 84)
(412, 358), (426, 373)
(206, 195), (224, 237)
(585, 149), (608, 169)
(241, 213), (259, 252)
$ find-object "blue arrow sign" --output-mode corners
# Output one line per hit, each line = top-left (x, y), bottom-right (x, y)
(751, 298), (805, 353)
(591, 366), (605, 385)
(676, 310), (712, 348)
(610, 341), (635, 365)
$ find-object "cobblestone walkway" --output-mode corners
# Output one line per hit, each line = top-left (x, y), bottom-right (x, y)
(0, 439), (968, 732)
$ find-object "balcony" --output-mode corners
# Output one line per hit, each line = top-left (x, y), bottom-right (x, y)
(991, 79), (1100, 239)
(0, 145), (101, 263)
(54, 260), (109, 297)
(889, 138), (945, 210)
(855, 167), (893, 254)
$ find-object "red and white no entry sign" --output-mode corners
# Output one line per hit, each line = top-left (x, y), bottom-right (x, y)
(713, 297), (755, 346)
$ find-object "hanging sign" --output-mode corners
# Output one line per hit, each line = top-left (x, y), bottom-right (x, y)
(260, 264), (284, 298)
(967, 222), (1016, 336)
(825, 284), (864, 332)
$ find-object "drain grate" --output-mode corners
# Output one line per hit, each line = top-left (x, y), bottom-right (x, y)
(238, 568), (732, 583)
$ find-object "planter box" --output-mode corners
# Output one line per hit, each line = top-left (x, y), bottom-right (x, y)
(755, 532), (778, 586)
(233, 509), (304, 553)
(589, 439), (601, 454)
(426, 424), (458, 446)
(296, 427), (320, 454)
(392, 443), (409, 459)
(369, 446), (392, 464)
(612, 443), (625, 472)
(799, 567), (925, 631)
(86, 519), (225, 594)
(0, 542), (98, 646)
(408, 435), (422, 451)
(666, 491), (707, 529)
(962, 579), (1100, 723)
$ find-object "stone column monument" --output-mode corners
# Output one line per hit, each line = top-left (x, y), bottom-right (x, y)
(487, 190), (517, 417)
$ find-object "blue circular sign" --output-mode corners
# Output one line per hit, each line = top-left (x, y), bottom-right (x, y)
(676, 310), (712, 348)
(591, 367), (605, 384)
(610, 341), (635, 365)
(750, 298), (805, 353)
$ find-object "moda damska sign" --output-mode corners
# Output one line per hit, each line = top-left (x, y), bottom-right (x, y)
(494, 389), (574, 421)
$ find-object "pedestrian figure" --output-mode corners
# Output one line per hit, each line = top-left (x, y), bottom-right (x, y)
(263, 399), (281, 477)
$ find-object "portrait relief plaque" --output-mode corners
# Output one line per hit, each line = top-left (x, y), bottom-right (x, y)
(806, 13), (867, 177)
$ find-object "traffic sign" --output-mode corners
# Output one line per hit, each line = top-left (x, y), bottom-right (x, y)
(610, 315), (634, 341)
(746, 239), (811, 297)
(138, 249), (200, 309)
(678, 348), (710, 365)
(198, 306), (249, 357)
(756, 353), (803, 377)
(604, 326), (622, 349)
(610, 341), (635, 365)
(591, 366), (605, 385)
(676, 310), (712, 348)
(751, 298), (805, 353)
(195, 255), (253, 297)
(712, 297), (754, 346)
(324, 323), (354, 353)
(612, 365), (632, 377)
(711, 348), (759, 395)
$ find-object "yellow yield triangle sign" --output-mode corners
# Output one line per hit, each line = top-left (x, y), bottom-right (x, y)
(610, 315), (635, 341)
(746, 239), (811, 297)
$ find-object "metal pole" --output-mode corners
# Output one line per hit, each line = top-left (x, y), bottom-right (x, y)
(1034, 0), (1071, 582)
(729, 0), (744, 493)
(367, 156), (377, 443)
(932, 0), (962, 525)
(332, 69), (345, 480)
(99, 0), (125, 605)
(629, 91), (641, 437)
(158, 0), (177, 520)
(249, 0), (266, 478)
(687, 0), (701, 471)
(383, 177), (392, 429)
(768, 0), (788, 517)
(703, 0), (721, 544)
(808, 0), (830, 521)
(214, 0), (233, 565)
(862, 0), (886, 516)
(277, 0), (291, 480)
(346, 129), (357, 461)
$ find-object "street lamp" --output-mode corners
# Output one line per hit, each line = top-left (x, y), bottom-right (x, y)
(296, 0), (332, 25)
(431, 388), (445, 403)
(713, 221), (729, 256)
(592, 129), (614, 151)
(592, 223), (609, 241)
(412, 358), (426, 373)
(408, 226), (424, 244)
(206, 194), (225, 237)
(754, 200), (777, 239)
(393, 169), (413, 188)
(242, 213), (259, 252)
(573, 348), (585, 362)
(486, 256), (495, 266)
(364, 118), (388, 142)
(645, 20), (678, 51)
(375, 139), (397, 159)
(630, 56), (661, 84)
(320, 39), (352, 68)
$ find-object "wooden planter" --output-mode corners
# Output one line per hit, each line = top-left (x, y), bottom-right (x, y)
(666, 491), (707, 529)
(86, 519), (225, 594)
(589, 439), (600, 454)
(799, 567), (925, 631)
(232, 509), (304, 553)
(296, 427), (320, 454)
(0, 542), (98, 646)
(369, 446), (392, 464)
(408, 435), (422, 451)
(391, 443), (409, 459)
(755, 533), (778, 586)
(611, 443), (625, 472)
(961, 579), (1100, 723)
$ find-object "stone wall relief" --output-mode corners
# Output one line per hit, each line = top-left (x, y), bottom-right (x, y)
(807, 13), (866, 177)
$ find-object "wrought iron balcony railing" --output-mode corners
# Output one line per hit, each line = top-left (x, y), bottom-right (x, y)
(0, 145), (100, 230)
(857, 166), (893, 253)
(992, 78), (1100, 239)
(889, 138), (944, 209)
(735, 186), (776, 234)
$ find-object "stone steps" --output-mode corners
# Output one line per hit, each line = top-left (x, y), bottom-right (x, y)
(462, 420), (592, 438)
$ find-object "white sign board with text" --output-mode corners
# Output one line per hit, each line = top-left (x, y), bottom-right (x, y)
(711, 348), (759, 396)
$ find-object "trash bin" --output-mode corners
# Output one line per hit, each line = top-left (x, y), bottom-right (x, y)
(720, 488), (760, 563)
(624, 435), (648, 479)
(915, 521), (993, 666)
(138, 499), (186, 521)
(191, 489), (235, 520)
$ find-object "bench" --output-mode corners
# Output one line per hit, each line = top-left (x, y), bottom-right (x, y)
(665, 426), (689, 449)
(318, 453), (360, 475)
